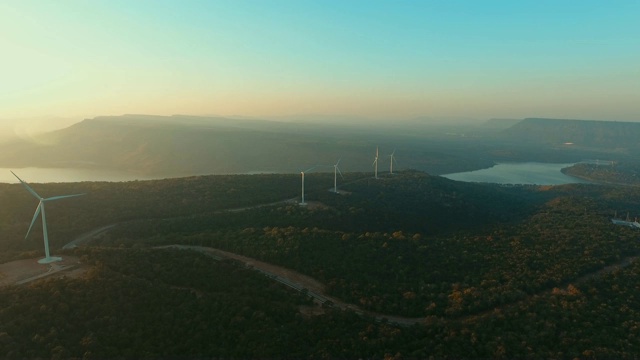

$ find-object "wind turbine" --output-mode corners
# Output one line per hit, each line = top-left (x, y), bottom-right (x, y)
(299, 166), (318, 206)
(389, 149), (397, 175)
(11, 171), (84, 264)
(373, 146), (379, 179)
(332, 159), (344, 193)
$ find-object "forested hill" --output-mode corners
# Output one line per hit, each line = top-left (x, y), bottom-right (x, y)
(0, 171), (535, 260)
(320, 171), (540, 234)
(502, 118), (640, 149)
(4, 171), (640, 357)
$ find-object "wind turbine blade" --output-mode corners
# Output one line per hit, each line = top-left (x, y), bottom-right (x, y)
(26, 203), (42, 239)
(372, 159), (377, 167)
(335, 158), (341, 166)
(10, 170), (25, 183)
(337, 166), (344, 179)
(44, 193), (85, 202)
(11, 171), (42, 200)
(391, 149), (396, 156)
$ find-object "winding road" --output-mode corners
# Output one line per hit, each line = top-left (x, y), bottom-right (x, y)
(65, 222), (640, 327)
(63, 225), (117, 249)
(159, 244), (421, 326)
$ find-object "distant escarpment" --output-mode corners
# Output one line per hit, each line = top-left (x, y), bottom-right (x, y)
(0, 114), (492, 176)
(502, 118), (640, 151)
(481, 118), (522, 129)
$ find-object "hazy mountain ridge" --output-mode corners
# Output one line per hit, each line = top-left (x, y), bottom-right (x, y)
(0, 115), (495, 176)
(502, 118), (640, 150)
(0, 116), (338, 175)
(1, 115), (637, 177)
(482, 118), (522, 129)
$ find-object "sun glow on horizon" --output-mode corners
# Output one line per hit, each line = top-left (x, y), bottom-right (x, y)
(0, 0), (638, 125)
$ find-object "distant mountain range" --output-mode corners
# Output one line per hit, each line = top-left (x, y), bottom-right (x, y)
(0, 115), (492, 176)
(481, 118), (523, 129)
(502, 118), (640, 150)
(0, 115), (337, 176)
(0, 115), (637, 178)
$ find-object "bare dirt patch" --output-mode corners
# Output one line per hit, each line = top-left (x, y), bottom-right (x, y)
(203, 248), (327, 294)
(55, 266), (89, 280)
(304, 201), (328, 210)
(0, 256), (86, 286)
(298, 305), (328, 317)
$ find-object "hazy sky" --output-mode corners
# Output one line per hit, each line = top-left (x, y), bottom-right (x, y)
(1, 0), (639, 125)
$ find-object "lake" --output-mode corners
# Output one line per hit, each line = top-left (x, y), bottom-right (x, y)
(0, 167), (158, 184)
(1, 163), (588, 185)
(442, 162), (589, 185)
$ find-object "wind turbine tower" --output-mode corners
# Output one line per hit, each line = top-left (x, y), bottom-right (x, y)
(299, 166), (317, 206)
(389, 149), (397, 175)
(12, 171), (84, 264)
(300, 171), (306, 205)
(332, 158), (344, 193)
(373, 147), (379, 179)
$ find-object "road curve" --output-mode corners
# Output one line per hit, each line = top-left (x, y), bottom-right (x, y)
(63, 225), (117, 249)
(160, 245), (426, 326)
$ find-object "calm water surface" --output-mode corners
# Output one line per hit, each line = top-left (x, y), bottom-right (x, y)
(442, 162), (588, 185)
(1, 163), (588, 185)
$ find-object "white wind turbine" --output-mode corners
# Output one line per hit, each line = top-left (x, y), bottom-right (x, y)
(12, 171), (85, 264)
(299, 166), (318, 206)
(373, 146), (379, 179)
(332, 158), (344, 193)
(389, 149), (397, 175)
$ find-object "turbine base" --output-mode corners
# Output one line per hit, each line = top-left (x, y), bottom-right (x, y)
(38, 256), (62, 264)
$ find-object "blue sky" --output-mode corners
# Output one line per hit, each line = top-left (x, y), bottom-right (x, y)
(0, 0), (638, 125)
